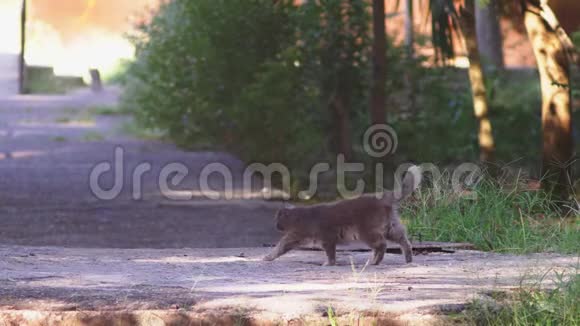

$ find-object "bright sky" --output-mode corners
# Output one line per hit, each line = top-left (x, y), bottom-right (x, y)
(0, 0), (158, 78)
(0, 0), (21, 54)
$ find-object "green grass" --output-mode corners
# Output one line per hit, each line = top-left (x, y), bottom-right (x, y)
(52, 136), (67, 142)
(89, 105), (126, 116)
(327, 306), (338, 326)
(403, 176), (579, 255)
(102, 59), (132, 85)
(120, 121), (166, 141)
(459, 271), (579, 325)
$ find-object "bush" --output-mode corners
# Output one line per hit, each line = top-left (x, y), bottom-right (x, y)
(123, 0), (375, 173)
(123, 0), (310, 165)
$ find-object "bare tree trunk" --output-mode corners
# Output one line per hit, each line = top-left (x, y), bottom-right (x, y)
(19, 0), (26, 94)
(404, 0), (417, 115)
(404, 0), (414, 58)
(459, 0), (496, 163)
(329, 89), (353, 160)
(523, 0), (573, 199)
(371, 0), (386, 126)
(475, 0), (504, 69)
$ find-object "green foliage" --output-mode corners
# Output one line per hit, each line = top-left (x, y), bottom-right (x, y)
(123, 0), (299, 160)
(123, 0), (376, 170)
(391, 68), (479, 163)
(103, 59), (132, 85)
(232, 54), (324, 168)
(294, 0), (371, 104)
(123, 0), (559, 188)
(572, 31), (580, 49)
(462, 273), (579, 325)
(121, 121), (166, 141)
(89, 105), (125, 116)
(488, 72), (542, 162)
(404, 177), (579, 254)
(392, 69), (542, 164)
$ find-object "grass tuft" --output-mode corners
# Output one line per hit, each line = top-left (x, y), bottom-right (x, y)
(89, 105), (126, 116)
(403, 174), (579, 254)
(120, 121), (166, 141)
(52, 136), (67, 143)
(460, 271), (579, 325)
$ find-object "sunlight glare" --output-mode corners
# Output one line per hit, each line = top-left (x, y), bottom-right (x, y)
(0, 0), (21, 54)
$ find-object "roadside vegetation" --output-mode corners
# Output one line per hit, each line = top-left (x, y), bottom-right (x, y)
(404, 176), (578, 255)
(120, 0), (579, 251)
(457, 271), (579, 325)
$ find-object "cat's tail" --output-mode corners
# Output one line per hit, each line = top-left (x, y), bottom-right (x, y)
(399, 165), (422, 201)
(383, 165), (422, 204)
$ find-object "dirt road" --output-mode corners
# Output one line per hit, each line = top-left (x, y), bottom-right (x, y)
(0, 245), (576, 324)
(0, 88), (281, 249)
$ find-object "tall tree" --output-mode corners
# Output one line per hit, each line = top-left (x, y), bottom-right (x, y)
(370, 0), (386, 126)
(429, 0), (496, 162)
(323, 0), (370, 160)
(475, 0), (504, 69)
(404, 0), (414, 58)
(404, 0), (417, 114)
(522, 0), (574, 199)
(458, 0), (496, 162)
(329, 84), (353, 160)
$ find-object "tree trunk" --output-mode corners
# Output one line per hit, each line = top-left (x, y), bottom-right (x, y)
(459, 0), (496, 163)
(523, 0), (573, 200)
(475, 0), (504, 69)
(19, 0), (26, 94)
(329, 89), (353, 160)
(404, 0), (414, 58)
(404, 0), (417, 115)
(371, 0), (386, 126)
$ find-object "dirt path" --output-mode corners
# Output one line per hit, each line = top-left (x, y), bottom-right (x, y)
(0, 245), (576, 324)
(0, 87), (282, 249)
